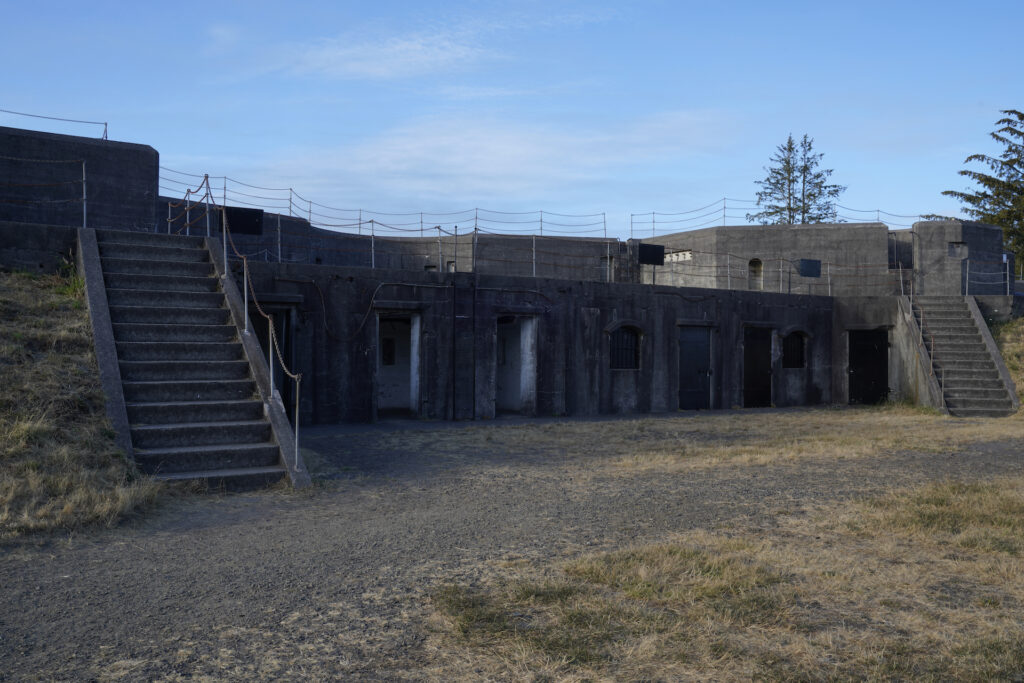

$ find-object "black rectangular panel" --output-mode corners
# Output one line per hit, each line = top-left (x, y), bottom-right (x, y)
(797, 258), (821, 278)
(638, 243), (665, 265)
(224, 206), (264, 235)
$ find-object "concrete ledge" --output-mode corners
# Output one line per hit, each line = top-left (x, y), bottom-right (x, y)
(207, 236), (311, 488)
(967, 296), (1019, 411)
(76, 228), (134, 460)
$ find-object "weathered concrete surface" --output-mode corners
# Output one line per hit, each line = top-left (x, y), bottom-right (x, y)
(244, 262), (836, 424)
(0, 126), (158, 231)
(0, 220), (77, 272)
(75, 228), (134, 459)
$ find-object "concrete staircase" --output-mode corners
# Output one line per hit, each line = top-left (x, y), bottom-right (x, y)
(97, 229), (288, 489)
(912, 296), (1016, 417)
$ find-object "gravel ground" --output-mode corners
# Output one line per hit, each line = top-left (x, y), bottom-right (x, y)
(2, 414), (1023, 680)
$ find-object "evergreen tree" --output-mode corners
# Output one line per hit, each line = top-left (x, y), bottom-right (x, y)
(747, 134), (846, 225)
(942, 109), (1024, 257)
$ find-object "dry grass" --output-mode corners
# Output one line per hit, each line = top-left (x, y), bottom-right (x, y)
(432, 477), (1024, 680)
(365, 403), (1022, 479)
(0, 269), (157, 540)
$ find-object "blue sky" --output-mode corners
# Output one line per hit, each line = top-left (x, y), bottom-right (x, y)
(2, 1), (1021, 237)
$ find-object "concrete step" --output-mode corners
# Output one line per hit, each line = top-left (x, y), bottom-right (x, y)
(126, 399), (263, 425)
(131, 420), (271, 449)
(925, 333), (982, 343)
(98, 243), (209, 263)
(109, 305), (230, 325)
(943, 395), (1014, 410)
(106, 289), (225, 309)
(116, 341), (242, 361)
(152, 465), (287, 491)
(96, 229), (205, 249)
(112, 322), (237, 343)
(104, 272), (219, 293)
(101, 257), (213, 278)
(119, 359), (250, 381)
(947, 406), (1018, 418)
(941, 377), (1005, 390)
(123, 379), (255, 402)
(944, 387), (1010, 400)
(134, 442), (280, 474)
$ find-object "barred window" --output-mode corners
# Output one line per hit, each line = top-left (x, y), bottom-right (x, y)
(782, 332), (806, 369)
(609, 326), (640, 370)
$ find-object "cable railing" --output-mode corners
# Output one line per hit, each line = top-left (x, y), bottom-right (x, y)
(163, 176), (303, 469)
(223, 206), (303, 470)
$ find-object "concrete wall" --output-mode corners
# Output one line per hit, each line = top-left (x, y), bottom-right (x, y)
(912, 220), (1009, 296)
(0, 221), (78, 272)
(243, 262), (835, 424)
(643, 222), (904, 297)
(0, 127), (158, 231)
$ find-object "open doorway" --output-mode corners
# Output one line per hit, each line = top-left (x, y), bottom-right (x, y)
(743, 326), (772, 407)
(376, 315), (420, 417)
(495, 315), (537, 415)
(678, 325), (711, 409)
(848, 329), (888, 405)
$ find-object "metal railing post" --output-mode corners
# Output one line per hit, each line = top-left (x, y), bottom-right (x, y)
(294, 377), (301, 469)
(167, 203), (172, 234)
(965, 258), (970, 295)
(81, 160), (87, 229)
(222, 210), (228, 276)
(268, 315), (275, 398)
(277, 213), (282, 262)
(370, 219), (376, 269)
(243, 257), (250, 334)
(453, 225), (458, 272)
(204, 176), (211, 237)
(437, 225), (442, 269)
(532, 234), (537, 277)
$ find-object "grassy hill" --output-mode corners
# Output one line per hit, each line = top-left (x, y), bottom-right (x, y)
(0, 269), (157, 540)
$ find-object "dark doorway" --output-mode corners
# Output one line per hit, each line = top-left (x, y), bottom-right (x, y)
(679, 326), (711, 409)
(743, 327), (772, 407)
(849, 329), (889, 405)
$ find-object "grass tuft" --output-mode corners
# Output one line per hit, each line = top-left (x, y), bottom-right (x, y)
(0, 270), (158, 540)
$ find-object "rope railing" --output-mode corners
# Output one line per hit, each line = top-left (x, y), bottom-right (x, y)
(220, 203), (303, 470)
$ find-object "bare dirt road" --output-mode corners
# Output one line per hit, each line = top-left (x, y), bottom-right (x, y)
(2, 415), (1022, 680)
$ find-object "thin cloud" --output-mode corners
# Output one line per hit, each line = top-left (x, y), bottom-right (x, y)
(288, 32), (484, 80)
(256, 109), (738, 205)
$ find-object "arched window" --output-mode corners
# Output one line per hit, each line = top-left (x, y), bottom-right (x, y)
(609, 326), (641, 369)
(748, 259), (763, 291)
(782, 331), (807, 369)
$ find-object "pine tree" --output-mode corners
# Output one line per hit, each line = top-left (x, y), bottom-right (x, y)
(747, 134), (846, 225)
(942, 109), (1024, 257)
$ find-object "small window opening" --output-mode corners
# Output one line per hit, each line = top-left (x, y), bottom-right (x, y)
(424, 264), (437, 272)
(782, 332), (806, 369)
(609, 326), (640, 370)
(446, 261), (456, 272)
(748, 259), (763, 291)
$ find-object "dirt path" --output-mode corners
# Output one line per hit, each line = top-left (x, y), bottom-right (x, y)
(2, 418), (1022, 680)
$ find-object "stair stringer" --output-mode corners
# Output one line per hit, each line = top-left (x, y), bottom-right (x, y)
(76, 228), (134, 460)
(965, 295), (1020, 412)
(897, 295), (948, 413)
(206, 237), (311, 488)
